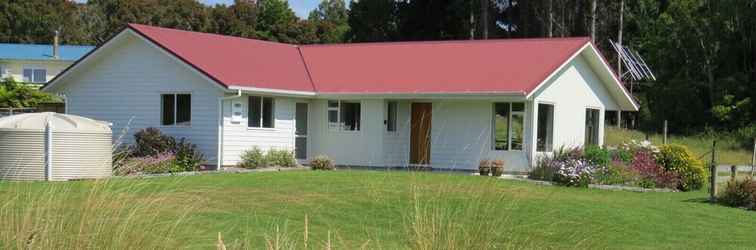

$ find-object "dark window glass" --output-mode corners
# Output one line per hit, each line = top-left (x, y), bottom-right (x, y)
(161, 94), (175, 126)
(176, 94), (191, 125)
(262, 97), (274, 128)
(537, 104), (554, 152)
(585, 108), (600, 145)
(248, 96), (262, 127)
(340, 102), (360, 131)
(387, 101), (397, 132)
(511, 102), (525, 112)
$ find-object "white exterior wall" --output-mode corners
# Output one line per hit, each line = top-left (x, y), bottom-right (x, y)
(0, 59), (72, 83)
(382, 100), (411, 167)
(307, 98), (531, 171)
(46, 32), (224, 163)
(533, 54), (619, 150)
(221, 95), (306, 166)
(309, 99), (386, 166)
(428, 100), (531, 172)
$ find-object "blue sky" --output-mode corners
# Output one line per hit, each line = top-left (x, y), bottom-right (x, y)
(74, 0), (326, 18)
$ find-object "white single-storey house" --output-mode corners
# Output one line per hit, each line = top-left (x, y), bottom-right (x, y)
(42, 24), (638, 172)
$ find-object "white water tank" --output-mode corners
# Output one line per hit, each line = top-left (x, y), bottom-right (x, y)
(0, 112), (112, 181)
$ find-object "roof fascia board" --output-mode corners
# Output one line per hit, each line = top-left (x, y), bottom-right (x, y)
(228, 85), (317, 97)
(41, 28), (130, 91)
(126, 29), (229, 93)
(315, 91), (526, 100)
(525, 42), (591, 99)
(584, 43), (640, 111)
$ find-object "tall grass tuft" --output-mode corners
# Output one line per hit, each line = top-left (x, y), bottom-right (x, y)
(0, 178), (201, 249)
(405, 175), (519, 250)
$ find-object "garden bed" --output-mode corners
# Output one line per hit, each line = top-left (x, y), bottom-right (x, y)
(496, 175), (676, 192)
(526, 140), (707, 192)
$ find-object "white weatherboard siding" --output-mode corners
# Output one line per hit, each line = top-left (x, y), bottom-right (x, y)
(428, 100), (531, 172)
(45, 32), (223, 162)
(533, 54), (617, 149)
(382, 100), (411, 167)
(309, 99), (385, 166)
(221, 96), (304, 166)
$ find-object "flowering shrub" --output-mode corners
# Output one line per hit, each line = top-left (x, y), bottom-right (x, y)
(553, 158), (595, 187)
(114, 152), (180, 176)
(629, 149), (679, 189)
(530, 147), (598, 187)
(116, 128), (206, 173)
(656, 144), (706, 191)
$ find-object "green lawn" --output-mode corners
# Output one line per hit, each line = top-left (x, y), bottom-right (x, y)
(605, 127), (754, 165)
(2, 170), (755, 249)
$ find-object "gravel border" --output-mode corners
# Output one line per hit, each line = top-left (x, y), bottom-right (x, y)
(490, 174), (677, 193)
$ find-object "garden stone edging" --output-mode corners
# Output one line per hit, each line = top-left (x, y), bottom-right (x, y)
(112, 166), (310, 179)
(495, 174), (677, 193)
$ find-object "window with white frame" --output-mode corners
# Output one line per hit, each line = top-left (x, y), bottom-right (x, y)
(585, 108), (600, 146)
(537, 103), (554, 152)
(328, 100), (360, 131)
(22, 67), (46, 83)
(161, 93), (191, 126)
(493, 102), (525, 151)
(248, 96), (275, 128)
(386, 101), (397, 132)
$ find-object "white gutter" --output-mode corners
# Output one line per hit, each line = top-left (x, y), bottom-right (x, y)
(216, 89), (242, 170)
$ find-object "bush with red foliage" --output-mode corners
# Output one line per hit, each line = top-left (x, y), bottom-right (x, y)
(629, 149), (679, 189)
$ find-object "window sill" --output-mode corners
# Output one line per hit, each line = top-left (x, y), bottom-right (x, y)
(247, 127), (278, 132)
(328, 130), (362, 135)
(491, 149), (524, 152)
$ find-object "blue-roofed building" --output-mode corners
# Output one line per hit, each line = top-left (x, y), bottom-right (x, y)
(0, 43), (94, 84)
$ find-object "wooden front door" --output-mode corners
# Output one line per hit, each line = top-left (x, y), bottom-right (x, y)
(410, 103), (432, 165)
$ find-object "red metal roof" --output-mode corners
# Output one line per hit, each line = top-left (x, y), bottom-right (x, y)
(129, 24), (314, 91)
(300, 38), (589, 94)
(128, 24), (590, 95)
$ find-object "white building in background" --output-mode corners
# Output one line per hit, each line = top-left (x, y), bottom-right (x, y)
(0, 39), (93, 85)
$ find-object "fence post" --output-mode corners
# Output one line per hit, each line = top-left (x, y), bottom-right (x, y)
(709, 140), (717, 202)
(752, 138), (755, 177)
(8, 107), (13, 116)
(663, 120), (668, 144)
(731, 165), (737, 180)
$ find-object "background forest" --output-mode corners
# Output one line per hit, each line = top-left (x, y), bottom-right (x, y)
(0, 0), (754, 138)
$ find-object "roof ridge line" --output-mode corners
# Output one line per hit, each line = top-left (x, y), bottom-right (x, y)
(297, 46), (317, 92)
(127, 23), (298, 48)
(301, 37), (591, 48)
